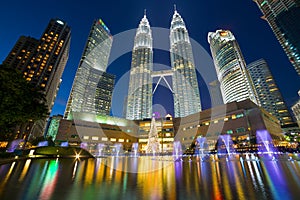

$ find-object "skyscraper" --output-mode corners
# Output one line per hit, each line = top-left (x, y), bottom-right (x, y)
(170, 9), (201, 117)
(208, 30), (259, 105)
(65, 19), (115, 119)
(126, 13), (153, 120)
(4, 18), (71, 137)
(292, 90), (300, 128)
(247, 59), (294, 126)
(4, 19), (71, 112)
(254, 0), (300, 76)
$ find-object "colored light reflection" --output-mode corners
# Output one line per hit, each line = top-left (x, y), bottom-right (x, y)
(1, 155), (300, 199)
(0, 162), (16, 194)
(260, 160), (292, 199)
(38, 160), (59, 200)
(18, 159), (31, 182)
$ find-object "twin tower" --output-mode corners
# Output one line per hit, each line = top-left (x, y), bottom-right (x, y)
(126, 9), (201, 120)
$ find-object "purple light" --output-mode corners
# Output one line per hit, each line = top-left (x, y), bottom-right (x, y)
(217, 135), (235, 155)
(80, 142), (88, 150)
(6, 139), (24, 152)
(153, 112), (161, 119)
(60, 142), (69, 147)
(38, 141), (48, 147)
(256, 130), (277, 154)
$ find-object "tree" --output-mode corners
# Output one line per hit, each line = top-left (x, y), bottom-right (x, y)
(0, 64), (49, 140)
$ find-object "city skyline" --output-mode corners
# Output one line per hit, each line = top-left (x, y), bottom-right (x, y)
(1, 0), (299, 118)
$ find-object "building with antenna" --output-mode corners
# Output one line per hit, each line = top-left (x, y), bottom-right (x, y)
(126, 11), (153, 120)
(126, 7), (201, 120)
(170, 7), (202, 117)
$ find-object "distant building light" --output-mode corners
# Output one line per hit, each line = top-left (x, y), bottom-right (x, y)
(56, 20), (64, 25)
(92, 136), (99, 141)
(83, 136), (89, 140)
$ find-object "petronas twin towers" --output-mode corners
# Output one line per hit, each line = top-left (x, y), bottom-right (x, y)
(126, 9), (201, 120)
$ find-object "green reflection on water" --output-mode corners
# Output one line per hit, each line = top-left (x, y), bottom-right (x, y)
(0, 155), (300, 200)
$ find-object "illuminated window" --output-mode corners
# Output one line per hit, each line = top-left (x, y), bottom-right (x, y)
(278, 110), (288, 113)
(236, 127), (246, 133)
(118, 139), (124, 142)
(236, 113), (244, 118)
(139, 139), (148, 142)
(110, 138), (116, 142)
(165, 133), (171, 137)
(227, 130), (233, 134)
(83, 136), (89, 140)
(41, 84), (46, 87)
(232, 115), (236, 119)
(102, 137), (108, 141)
(92, 136), (99, 140)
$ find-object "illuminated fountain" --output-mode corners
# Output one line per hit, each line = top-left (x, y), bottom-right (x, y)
(113, 143), (123, 157)
(196, 136), (208, 160)
(145, 116), (160, 156)
(131, 143), (139, 157)
(217, 135), (236, 158)
(96, 143), (106, 157)
(173, 141), (183, 161)
(256, 130), (277, 154)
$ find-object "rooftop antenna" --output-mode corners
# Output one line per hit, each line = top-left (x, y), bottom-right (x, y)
(174, 4), (177, 12)
(144, 9), (147, 16)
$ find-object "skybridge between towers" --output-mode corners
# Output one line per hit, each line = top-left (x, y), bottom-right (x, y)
(151, 69), (174, 94)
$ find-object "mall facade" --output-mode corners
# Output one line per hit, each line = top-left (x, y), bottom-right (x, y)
(52, 99), (284, 154)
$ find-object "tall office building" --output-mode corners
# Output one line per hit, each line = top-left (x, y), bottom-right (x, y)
(4, 19), (71, 112)
(4, 18), (71, 137)
(254, 0), (300, 75)
(126, 13), (153, 120)
(208, 30), (259, 105)
(65, 19), (115, 119)
(247, 59), (293, 126)
(292, 90), (300, 128)
(170, 9), (201, 117)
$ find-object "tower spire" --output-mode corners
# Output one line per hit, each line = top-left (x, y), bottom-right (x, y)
(174, 4), (177, 13)
(144, 9), (147, 17)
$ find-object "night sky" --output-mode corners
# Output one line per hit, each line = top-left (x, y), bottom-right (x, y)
(1, 0), (299, 118)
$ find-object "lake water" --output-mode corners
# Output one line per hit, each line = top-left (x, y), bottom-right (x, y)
(0, 154), (300, 200)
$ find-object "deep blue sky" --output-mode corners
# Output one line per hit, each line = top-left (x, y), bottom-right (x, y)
(1, 0), (299, 118)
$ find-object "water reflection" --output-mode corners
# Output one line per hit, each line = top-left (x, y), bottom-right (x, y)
(0, 155), (300, 200)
